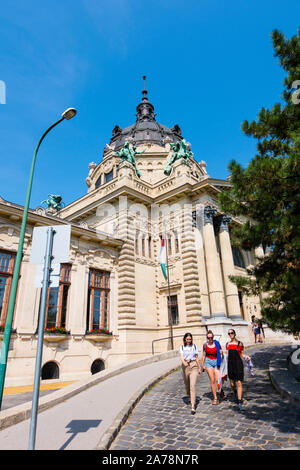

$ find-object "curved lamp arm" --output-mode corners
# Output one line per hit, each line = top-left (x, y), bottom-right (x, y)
(0, 110), (76, 408)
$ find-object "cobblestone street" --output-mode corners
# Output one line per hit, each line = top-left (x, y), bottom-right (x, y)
(111, 345), (300, 450)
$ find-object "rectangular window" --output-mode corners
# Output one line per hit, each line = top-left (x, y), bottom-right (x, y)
(167, 236), (172, 256)
(175, 234), (179, 253)
(0, 250), (16, 326)
(41, 263), (71, 329)
(141, 237), (145, 256)
(167, 295), (179, 325)
(135, 231), (139, 255)
(192, 211), (197, 228)
(148, 236), (152, 258)
(231, 246), (246, 268)
(104, 170), (114, 183)
(87, 269), (110, 331)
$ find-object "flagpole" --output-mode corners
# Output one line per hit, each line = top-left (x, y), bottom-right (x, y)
(164, 229), (174, 350)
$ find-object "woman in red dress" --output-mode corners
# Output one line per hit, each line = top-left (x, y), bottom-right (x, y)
(226, 329), (250, 411)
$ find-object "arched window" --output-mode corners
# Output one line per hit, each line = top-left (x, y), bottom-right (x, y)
(42, 361), (59, 380)
(95, 175), (102, 188)
(231, 246), (246, 268)
(91, 359), (105, 375)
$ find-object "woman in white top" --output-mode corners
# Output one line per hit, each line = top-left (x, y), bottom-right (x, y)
(179, 332), (202, 414)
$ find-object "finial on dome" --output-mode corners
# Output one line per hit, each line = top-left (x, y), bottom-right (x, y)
(142, 75), (147, 99)
(136, 75), (155, 122)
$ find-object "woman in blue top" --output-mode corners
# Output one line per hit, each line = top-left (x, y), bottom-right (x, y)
(201, 330), (223, 405)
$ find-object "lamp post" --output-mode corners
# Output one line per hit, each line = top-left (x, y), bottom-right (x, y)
(0, 108), (77, 409)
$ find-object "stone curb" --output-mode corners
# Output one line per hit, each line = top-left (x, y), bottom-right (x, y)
(269, 346), (300, 409)
(0, 349), (178, 431)
(95, 364), (180, 450)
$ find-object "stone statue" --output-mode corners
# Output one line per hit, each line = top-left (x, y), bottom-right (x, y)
(164, 139), (193, 176)
(114, 140), (144, 178)
(41, 194), (64, 211)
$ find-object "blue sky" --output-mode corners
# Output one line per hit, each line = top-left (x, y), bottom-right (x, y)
(0, 0), (299, 209)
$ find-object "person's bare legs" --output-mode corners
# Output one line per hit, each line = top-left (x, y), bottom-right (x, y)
(206, 368), (218, 402)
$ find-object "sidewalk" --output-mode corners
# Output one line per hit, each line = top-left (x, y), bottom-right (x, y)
(1, 381), (75, 411)
(0, 352), (180, 450)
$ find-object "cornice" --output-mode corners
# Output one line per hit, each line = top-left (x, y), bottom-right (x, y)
(0, 201), (123, 249)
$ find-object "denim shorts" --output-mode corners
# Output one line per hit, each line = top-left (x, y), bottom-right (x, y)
(205, 357), (218, 369)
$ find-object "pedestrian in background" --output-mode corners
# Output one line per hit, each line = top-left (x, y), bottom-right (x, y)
(255, 320), (264, 343)
(251, 316), (264, 343)
(226, 329), (250, 411)
(201, 330), (223, 405)
(251, 315), (258, 343)
(180, 332), (202, 415)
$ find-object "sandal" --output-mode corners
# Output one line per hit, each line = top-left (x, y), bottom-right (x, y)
(212, 398), (219, 405)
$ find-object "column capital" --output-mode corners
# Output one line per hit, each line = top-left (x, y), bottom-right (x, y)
(204, 205), (217, 225)
(219, 214), (232, 232)
(214, 214), (232, 233)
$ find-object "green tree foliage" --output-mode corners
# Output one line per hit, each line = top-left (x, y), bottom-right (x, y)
(219, 28), (300, 335)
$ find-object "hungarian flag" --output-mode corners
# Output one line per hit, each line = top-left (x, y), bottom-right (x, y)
(160, 236), (167, 280)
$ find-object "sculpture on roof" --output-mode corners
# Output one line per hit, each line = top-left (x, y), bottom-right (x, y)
(41, 194), (64, 211)
(114, 140), (144, 178)
(164, 139), (193, 176)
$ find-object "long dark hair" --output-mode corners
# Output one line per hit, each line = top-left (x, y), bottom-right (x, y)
(183, 332), (193, 346)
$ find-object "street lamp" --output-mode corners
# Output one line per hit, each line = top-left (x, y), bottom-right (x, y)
(0, 108), (77, 409)
(62, 108), (77, 120)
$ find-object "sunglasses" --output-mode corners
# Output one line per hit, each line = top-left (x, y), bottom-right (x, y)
(207, 336), (213, 340)
(228, 332), (235, 335)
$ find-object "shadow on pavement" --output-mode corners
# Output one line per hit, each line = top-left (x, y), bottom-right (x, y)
(60, 419), (102, 450)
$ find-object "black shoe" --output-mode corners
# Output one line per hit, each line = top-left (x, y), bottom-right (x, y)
(220, 389), (225, 399)
(191, 408), (196, 415)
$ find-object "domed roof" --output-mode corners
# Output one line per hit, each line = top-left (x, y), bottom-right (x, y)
(107, 78), (183, 151)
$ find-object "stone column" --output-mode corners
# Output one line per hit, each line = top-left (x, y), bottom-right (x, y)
(203, 206), (226, 317)
(218, 215), (241, 318)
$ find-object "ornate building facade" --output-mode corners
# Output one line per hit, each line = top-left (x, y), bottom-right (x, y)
(0, 86), (289, 387)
